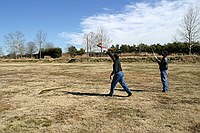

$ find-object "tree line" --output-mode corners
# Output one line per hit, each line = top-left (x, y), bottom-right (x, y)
(66, 42), (200, 57)
(110, 42), (200, 55)
(1, 30), (62, 59)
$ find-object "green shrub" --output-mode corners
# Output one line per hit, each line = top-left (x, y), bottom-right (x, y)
(41, 48), (62, 58)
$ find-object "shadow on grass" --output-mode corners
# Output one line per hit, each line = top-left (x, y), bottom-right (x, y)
(61, 91), (128, 97)
(116, 89), (160, 93)
(60, 88), (160, 98)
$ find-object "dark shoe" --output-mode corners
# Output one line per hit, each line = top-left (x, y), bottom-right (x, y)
(127, 92), (132, 97)
(162, 90), (168, 93)
(108, 93), (113, 97)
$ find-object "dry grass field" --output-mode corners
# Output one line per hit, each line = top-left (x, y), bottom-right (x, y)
(0, 61), (200, 133)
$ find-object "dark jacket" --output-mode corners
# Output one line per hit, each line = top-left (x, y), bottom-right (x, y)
(107, 52), (122, 74)
(156, 57), (168, 70)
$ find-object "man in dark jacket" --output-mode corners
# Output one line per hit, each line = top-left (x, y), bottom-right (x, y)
(154, 50), (169, 93)
(106, 52), (132, 97)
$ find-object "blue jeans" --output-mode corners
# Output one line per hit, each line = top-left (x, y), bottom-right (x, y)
(110, 71), (132, 96)
(160, 70), (168, 92)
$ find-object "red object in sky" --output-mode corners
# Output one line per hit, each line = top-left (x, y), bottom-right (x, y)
(97, 43), (107, 48)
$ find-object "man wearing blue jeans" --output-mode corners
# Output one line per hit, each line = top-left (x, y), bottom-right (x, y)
(154, 50), (168, 93)
(107, 52), (132, 97)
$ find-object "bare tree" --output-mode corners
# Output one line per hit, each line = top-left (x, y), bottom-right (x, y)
(44, 42), (54, 49)
(177, 6), (200, 54)
(0, 46), (3, 56)
(26, 41), (38, 58)
(83, 32), (96, 56)
(18, 43), (26, 58)
(4, 31), (25, 58)
(95, 27), (112, 56)
(35, 30), (47, 58)
(65, 43), (70, 53)
(0, 46), (4, 57)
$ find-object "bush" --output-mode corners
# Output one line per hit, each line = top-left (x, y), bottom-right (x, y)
(41, 48), (62, 58)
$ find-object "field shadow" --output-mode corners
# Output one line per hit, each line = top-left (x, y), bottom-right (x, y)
(61, 91), (128, 97)
(61, 88), (160, 98)
(116, 89), (160, 93)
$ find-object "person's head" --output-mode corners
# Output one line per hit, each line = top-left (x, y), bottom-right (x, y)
(161, 50), (168, 57)
(113, 53), (119, 60)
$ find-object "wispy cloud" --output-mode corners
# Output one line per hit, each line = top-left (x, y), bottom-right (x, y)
(58, 0), (200, 47)
(58, 32), (83, 47)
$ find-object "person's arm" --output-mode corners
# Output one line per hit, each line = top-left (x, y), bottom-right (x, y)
(110, 60), (116, 79)
(106, 52), (115, 61)
(154, 54), (161, 64)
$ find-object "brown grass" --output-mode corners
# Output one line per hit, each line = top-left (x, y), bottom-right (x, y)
(0, 62), (200, 133)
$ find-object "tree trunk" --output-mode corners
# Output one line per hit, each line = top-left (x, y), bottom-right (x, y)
(101, 47), (102, 57)
(189, 44), (193, 55)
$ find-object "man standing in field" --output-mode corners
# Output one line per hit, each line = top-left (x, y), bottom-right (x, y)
(154, 50), (169, 93)
(106, 51), (132, 97)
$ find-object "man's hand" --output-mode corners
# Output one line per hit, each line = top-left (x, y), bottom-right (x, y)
(153, 53), (158, 60)
(154, 55), (158, 60)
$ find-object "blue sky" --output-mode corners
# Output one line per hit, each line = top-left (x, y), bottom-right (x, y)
(0, 0), (199, 53)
